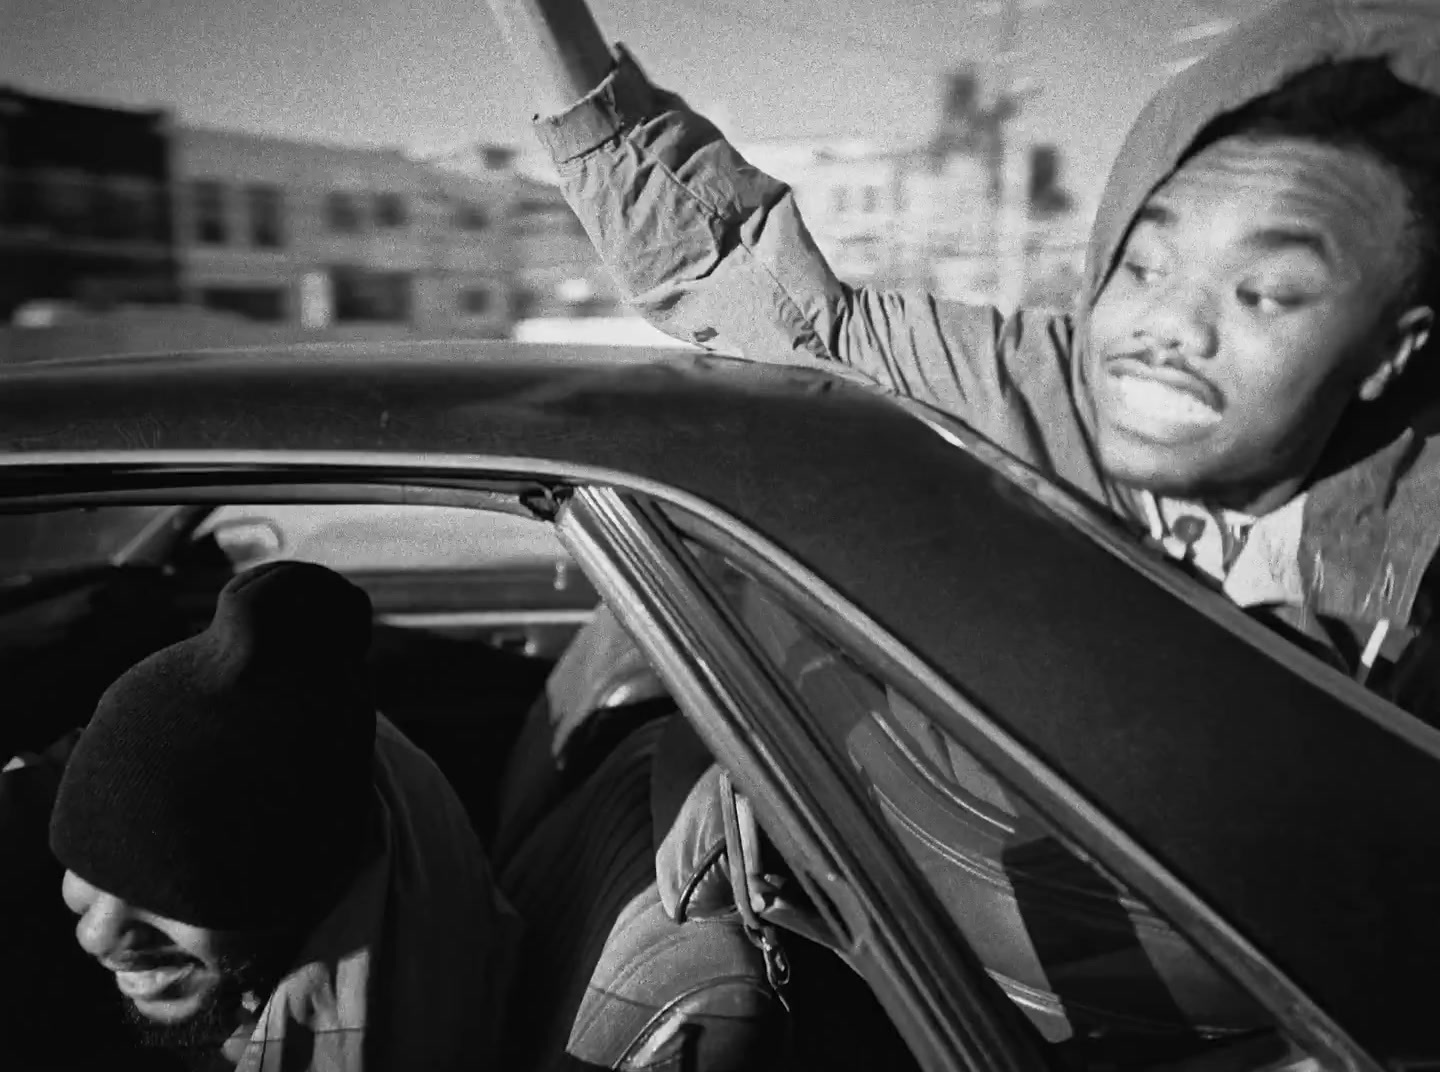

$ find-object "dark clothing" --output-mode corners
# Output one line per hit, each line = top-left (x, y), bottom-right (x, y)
(3, 716), (521, 1072)
(1, 730), (186, 1071)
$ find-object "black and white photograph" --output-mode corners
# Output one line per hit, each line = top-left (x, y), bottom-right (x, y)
(1, 1), (1437, 1070)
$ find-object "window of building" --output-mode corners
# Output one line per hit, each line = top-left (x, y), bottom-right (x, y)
(862, 186), (880, 214)
(455, 202), (488, 230)
(94, 176), (157, 242)
(331, 265), (411, 323)
(0, 169), (28, 229)
(457, 286), (492, 316)
(246, 185), (285, 248)
(92, 180), (123, 240)
(191, 180), (227, 245)
(508, 197), (578, 235)
(37, 170), (96, 238)
(374, 192), (406, 228)
(326, 191), (363, 233)
(831, 187), (848, 215)
(512, 198), (557, 218)
(141, 185), (171, 243)
(201, 286), (287, 322)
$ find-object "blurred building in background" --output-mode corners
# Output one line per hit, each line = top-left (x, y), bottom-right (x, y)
(2, 59), (1086, 359)
(0, 87), (181, 321)
(423, 142), (624, 321)
(172, 126), (518, 339)
(737, 64), (1087, 314)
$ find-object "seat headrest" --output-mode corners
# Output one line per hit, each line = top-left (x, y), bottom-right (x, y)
(546, 604), (667, 760)
(650, 718), (736, 922)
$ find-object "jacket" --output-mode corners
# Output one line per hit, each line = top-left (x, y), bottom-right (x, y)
(531, 0), (1440, 722)
(225, 714), (521, 1071)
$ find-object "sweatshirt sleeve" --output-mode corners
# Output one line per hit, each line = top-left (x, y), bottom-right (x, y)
(532, 45), (1022, 414)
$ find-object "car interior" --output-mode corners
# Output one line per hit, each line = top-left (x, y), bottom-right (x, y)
(0, 498), (1316, 1072)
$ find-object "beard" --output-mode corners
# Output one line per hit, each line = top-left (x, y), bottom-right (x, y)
(119, 950), (290, 1070)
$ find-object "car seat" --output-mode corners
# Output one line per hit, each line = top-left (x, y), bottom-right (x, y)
(493, 603), (668, 865)
(497, 714), (785, 1071)
(492, 599), (921, 1072)
(645, 718), (924, 1072)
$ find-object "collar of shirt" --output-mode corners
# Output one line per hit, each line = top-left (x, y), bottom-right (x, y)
(1140, 492), (1257, 584)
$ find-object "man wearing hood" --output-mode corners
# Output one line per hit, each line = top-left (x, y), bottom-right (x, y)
(40, 560), (519, 1071)
(483, 0), (1440, 721)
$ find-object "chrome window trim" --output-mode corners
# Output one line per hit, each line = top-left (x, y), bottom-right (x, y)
(5, 442), (1424, 757)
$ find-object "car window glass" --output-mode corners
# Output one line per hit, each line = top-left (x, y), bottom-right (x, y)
(195, 503), (568, 573)
(0, 505), (172, 580)
(674, 526), (1320, 1072)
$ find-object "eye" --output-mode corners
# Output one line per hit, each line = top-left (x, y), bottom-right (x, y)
(1237, 286), (1305, 314)
(1124, 260), (1162, 285)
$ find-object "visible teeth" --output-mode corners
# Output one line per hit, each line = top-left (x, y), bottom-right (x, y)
(1115, 375), (1219, 423)
(115, 965), (193, 999)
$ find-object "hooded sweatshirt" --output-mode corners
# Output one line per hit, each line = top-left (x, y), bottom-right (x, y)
(531, 0), (1440, 723)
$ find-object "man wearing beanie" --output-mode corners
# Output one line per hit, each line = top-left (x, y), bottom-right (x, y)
(45, 560), (519, 1071)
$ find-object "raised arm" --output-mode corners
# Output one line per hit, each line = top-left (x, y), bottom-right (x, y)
(483, 0), (613, 119)
(482, 0), (1062, 430)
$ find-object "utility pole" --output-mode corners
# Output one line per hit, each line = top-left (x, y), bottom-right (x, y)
(990, 0), (1042, 314)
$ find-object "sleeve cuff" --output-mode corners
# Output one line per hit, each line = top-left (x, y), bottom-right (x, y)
(532, 43), (663, 164)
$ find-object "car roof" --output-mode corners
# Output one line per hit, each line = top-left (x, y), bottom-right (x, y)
(2, 341), (1439, 1061)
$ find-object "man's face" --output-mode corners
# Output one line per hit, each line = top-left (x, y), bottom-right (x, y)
(1086, 134), (1421, 513)
(61, 869), (292, 1053)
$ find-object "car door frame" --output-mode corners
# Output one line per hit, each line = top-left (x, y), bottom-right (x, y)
(558, 483), (1070, 1072)
(0, 449), (1377, 1072)
(0, 451), (1054, 1072)
(555, 483), (1383, 1072)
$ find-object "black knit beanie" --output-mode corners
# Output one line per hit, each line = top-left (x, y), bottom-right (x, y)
(50, 561), (378, 932)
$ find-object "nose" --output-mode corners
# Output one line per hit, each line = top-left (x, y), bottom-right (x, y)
(64, 871), (137, 960)
(1137, 280), (1219, 360)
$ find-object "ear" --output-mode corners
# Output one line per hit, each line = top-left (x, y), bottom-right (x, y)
(1359, 305), (1433, 402)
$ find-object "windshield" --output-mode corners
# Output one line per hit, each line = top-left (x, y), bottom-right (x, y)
(0, 506), (174, 581)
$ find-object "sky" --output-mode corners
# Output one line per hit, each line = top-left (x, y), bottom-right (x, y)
(1, 0), (1265, 208)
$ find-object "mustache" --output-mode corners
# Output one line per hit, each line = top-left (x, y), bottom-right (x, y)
(1106, 346), (1186, 366)
(1103, 347), (1225, 409)
(1104, 346), (1212, 378)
